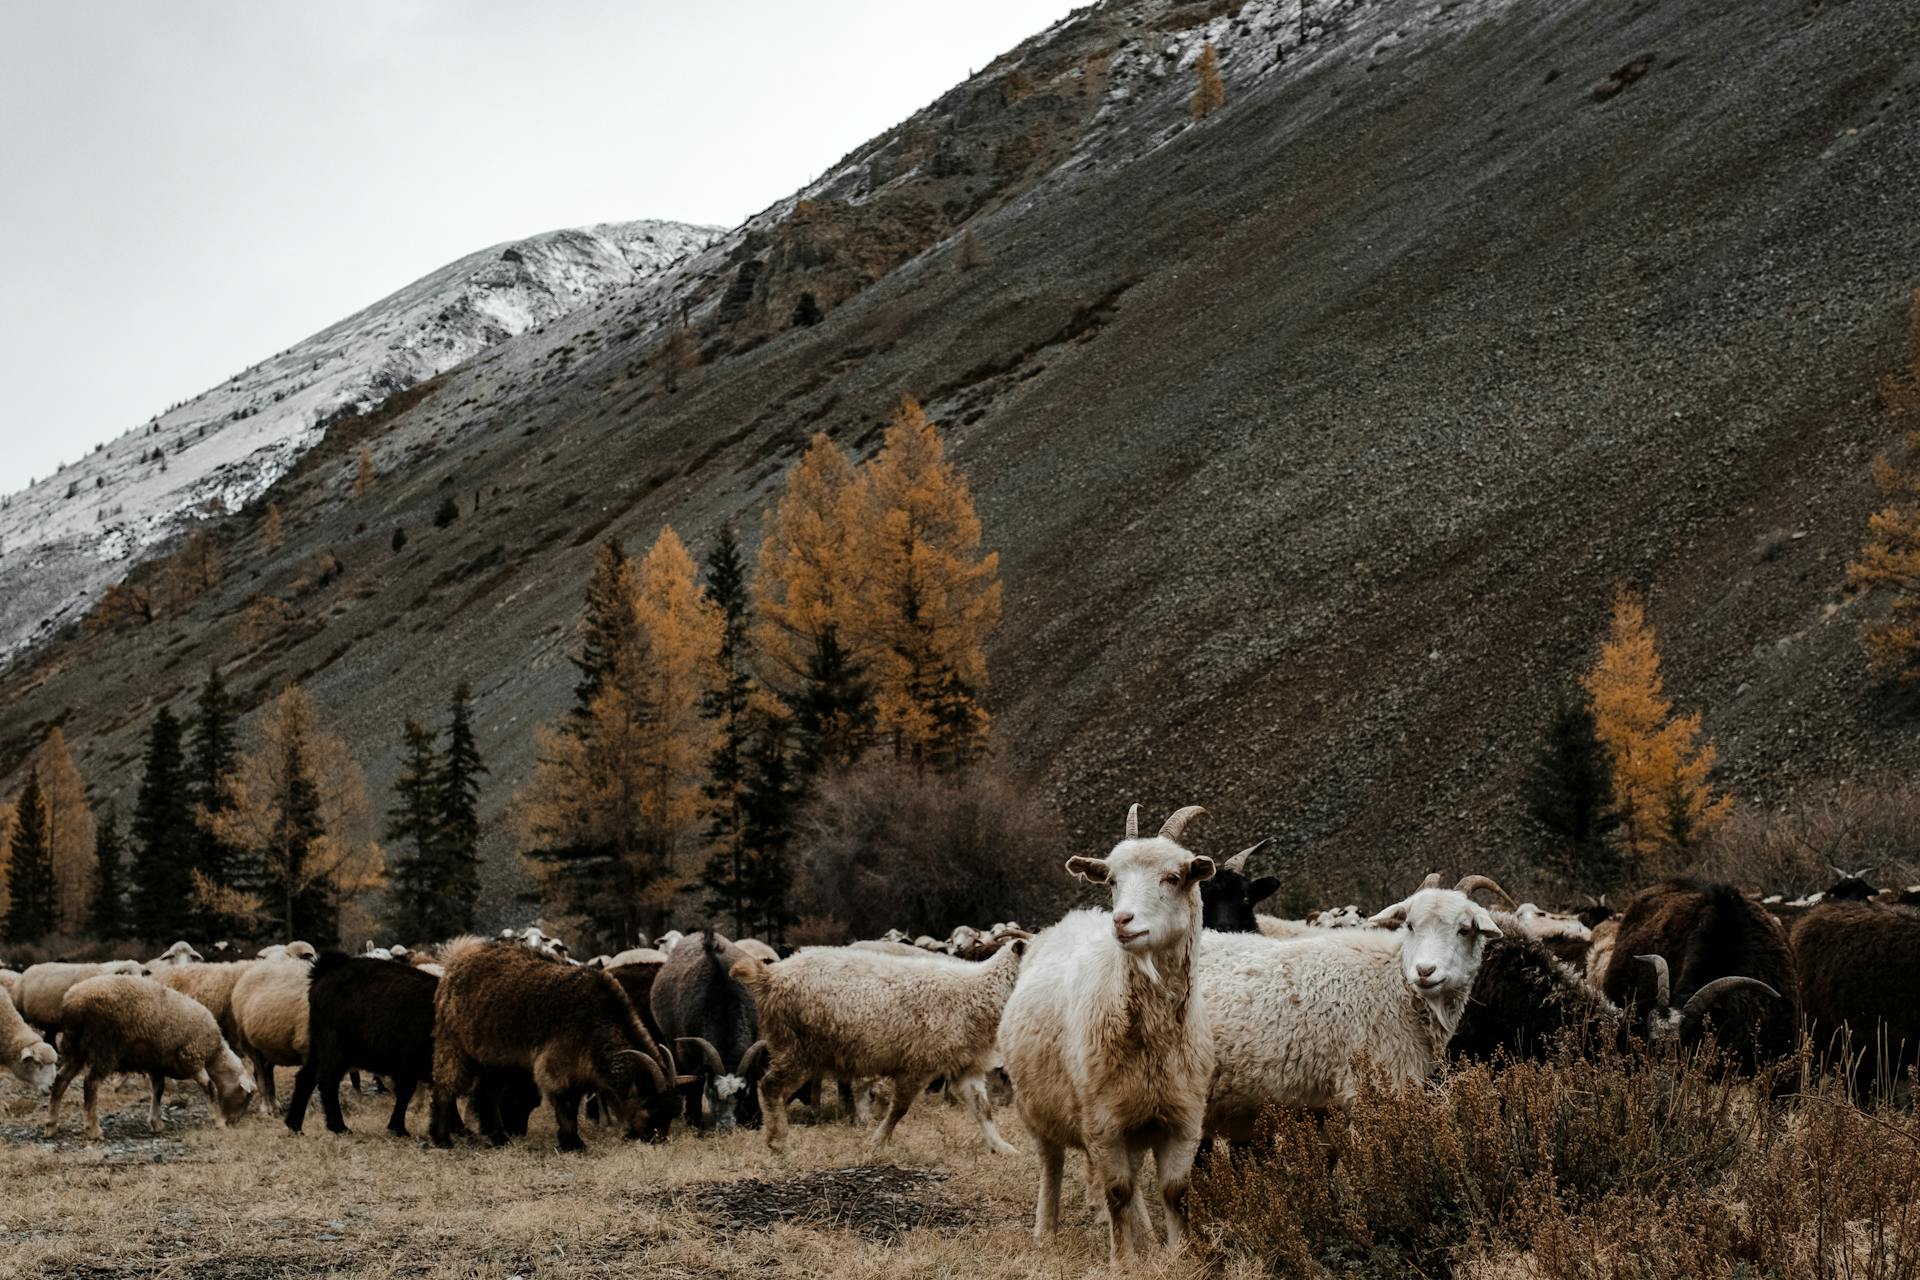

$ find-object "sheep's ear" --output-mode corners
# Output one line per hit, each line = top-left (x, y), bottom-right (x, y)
(1066, 856), (1111, 885)
(1471, 905), (1504, 938)
(1368, 899), (1411, 929)
(1008, 937), (1030, 958)
(1184, 856), (1216, 885)
(1248, 876), (1282, 907)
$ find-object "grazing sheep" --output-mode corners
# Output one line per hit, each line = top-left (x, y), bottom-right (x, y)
(739, 937), (1023, 1155)
(1000, 804), (1216, 1263)
(151, 941), (204, 966)
(657, 929), (685, 954)
(733, 939), (780, 965)
(651, 930), (769, 1132)
(1791, 902), (1920, 1098)
(15, 960), (148, 1035)
(1449, 915), (1776, 1065)
(230, 958), (313, 1113)
(148, 961), (253, 1041)
(0, 968), (20, 1001)
(1603, 878), (1801, 1071)
(256, 941), (318, 962)
(428, 939), (684, 1151)
(1309, 904), (1366, 929)
(1198, 840), (1279, 933)
(1254, 915), (1316, 940)
(1, 986), (57, 1093)
(287, 953), (439, 1137)
(608, 946), (669, 968)
(45, 975), (254, 1140)
(1199, 875), (1506, 1141)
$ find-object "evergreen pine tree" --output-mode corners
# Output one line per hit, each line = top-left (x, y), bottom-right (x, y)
(739, 714), (799, 943)
(130, 708), (195, 939)
(279, 734), (335, 946)
(1522, 698), (1625, 892)
(88, 802), (128, 939)
(571, 538), (634, 725)
(434, 680), (486, 936)
(5, 772), (56, 943)
(385, 719), (442, 941)
(700, 527), (756, 936)
(786, 626), (877, 780)
(187, 668), (243, 932)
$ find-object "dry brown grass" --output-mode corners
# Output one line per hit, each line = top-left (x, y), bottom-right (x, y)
(0, 1066), (1204, 1280)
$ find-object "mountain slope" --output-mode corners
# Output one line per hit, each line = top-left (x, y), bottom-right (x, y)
(2, 0), (1917, 929)
(0, 219), (718, 659)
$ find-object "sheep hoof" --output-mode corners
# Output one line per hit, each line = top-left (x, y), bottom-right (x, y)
(988, 1139), (1019, 1156)
(41, 1125), (57, 1140)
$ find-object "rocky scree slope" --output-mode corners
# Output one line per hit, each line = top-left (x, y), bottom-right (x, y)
(1, 0), (1918, 927)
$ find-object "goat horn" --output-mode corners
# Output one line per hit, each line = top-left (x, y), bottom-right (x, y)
(1222, 838), (1271, 876)
(1829, 863), (1848, 879)
(1453, 875), (1516, 909)
(1418, 872), (1443, 891)
(1637, 954), (1671, 1008)
(1681, 976), (1781, 1023)
(1124, 804), (1140, 840)
(618, 1049), (671, 1095)
(1158, 805), (1208, 843)
(676, 1037), (728, 1077)
(737, 1040), (771, 1077)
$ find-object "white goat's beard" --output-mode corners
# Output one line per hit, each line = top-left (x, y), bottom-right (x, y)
(1129, 952), (1161, 986)
(711, 1074), (747, 1100)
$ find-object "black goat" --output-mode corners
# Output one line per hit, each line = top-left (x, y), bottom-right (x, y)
(650, 929), (768, 1131)
(1198, 839), (1278, 933)
(288, 953), (437, 1137)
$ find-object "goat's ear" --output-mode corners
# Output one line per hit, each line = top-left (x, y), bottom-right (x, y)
(1368, 899), (1411, 929)
(1066, 856), (1111, 885)
(1184, 856), (1216, 885)
(1248, 876), (1282, 907)
(1471, 905), (1504, 938)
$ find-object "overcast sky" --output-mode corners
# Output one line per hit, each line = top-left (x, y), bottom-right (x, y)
(0, 0), (1073, 495)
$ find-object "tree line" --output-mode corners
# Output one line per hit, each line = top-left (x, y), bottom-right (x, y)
(516, 394), (1001, 951)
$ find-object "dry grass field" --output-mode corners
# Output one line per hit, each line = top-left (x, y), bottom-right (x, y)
(3, 1052), (1915, 1280)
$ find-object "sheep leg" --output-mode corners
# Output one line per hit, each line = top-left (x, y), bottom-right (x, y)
(429, 1046), (476, 1150)
(870, 1073), (932, 1148)
(248, 1050), (278, 1115)
(757, 1058), (808, 1154)
(83, 1072), (104, 1141)
(317, 1066), (351, 1135)
(550, 1088), (586, 1153)
(194, 1069), (226, 1130)
(286, 1059), (320, 1134)
(44, 1057), (83, 1138)
(1152, 1129), (1202, 1253)
(386, 1076), (416, 1137)
(1125, 1142), (1154, 1248)
(955, 1071), (1018, 1155)
(147, 1072), (167, 1135)
(1033, 1139), (1065, 1238)
(1089, 1135), (1141, 1263)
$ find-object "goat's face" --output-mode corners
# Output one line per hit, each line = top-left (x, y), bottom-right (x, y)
(15, 1042), (57, 1093)
(1200, 867), (1282, 933)
(1370, 888), (1501, 1001)
(1069, 838), (1215, 954)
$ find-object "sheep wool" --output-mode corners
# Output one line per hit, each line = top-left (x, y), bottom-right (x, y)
(0, 986), (57, 1093)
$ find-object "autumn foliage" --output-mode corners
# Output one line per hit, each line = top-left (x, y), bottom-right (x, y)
(1846, 289), (1920, 681)
(1582, 590), (1730, 868)
(1191, 42), (1225, 120)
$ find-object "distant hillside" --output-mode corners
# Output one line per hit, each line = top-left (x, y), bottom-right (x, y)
(0, 219), (718, 659)
(2, 0), (1917, 931)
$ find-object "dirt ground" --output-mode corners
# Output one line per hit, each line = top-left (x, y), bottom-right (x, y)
(0, 1068), (1232, 1280)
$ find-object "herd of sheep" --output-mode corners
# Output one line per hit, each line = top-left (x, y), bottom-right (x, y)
(2, 804), (1917, 1263)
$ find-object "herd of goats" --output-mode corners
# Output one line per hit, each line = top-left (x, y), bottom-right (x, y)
(1, 803), (1917, 1261)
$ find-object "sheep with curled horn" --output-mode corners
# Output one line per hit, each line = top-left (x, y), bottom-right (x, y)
(648, 929), (770, 1132)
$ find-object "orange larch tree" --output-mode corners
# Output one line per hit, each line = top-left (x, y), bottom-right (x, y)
(1846, 289), (1920, 681)
(752, 432), (868, 691)
(1582, 590), (1731, 868)
(1191, 42), (1225, 120)
(36, 728), (97, 935)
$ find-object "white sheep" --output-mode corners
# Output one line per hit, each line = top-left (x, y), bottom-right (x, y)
(151, 941), (204, 966)
(736, 940), (1027, 1155)
(148, 961), (254, 1040)
(0, 968), (20, 1002)
(1308, 904), (1366, 929)
(607, 946), (668, 968)
(999, 804), (1217, 1263)
(44, 974), (255, 1139)
(230, 957), (312, 1113)
(255, 941), (318, 962)
(734, 939), (779, 965)
(657, 929), (685, 954)
(0, 986), (57, 1093)
(15, 960), (148, 1035)
(1511, 902), (1592, 943)
(1198, 875), (1507, 1141)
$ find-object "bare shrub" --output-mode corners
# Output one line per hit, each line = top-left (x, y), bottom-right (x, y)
(1691, 779), (1920, 894)
(1192, 1042), (1920, 1280)
(790, 764), (1072, 940)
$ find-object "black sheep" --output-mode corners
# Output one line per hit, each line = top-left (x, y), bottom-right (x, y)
(1198, 840), (1278, 933)
(1791, 902), (1920, 1098)
(649, 929), (768, 1131)
(288, 953), (437, 1137)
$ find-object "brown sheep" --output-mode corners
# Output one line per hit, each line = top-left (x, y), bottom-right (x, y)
(1791, 902), (1920, 1098)
(45, 975), (255, 1140)
(149, 961), (253, 1041)
(428, 939), (686, 1151)
(1602, 878), (1799, 1072)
